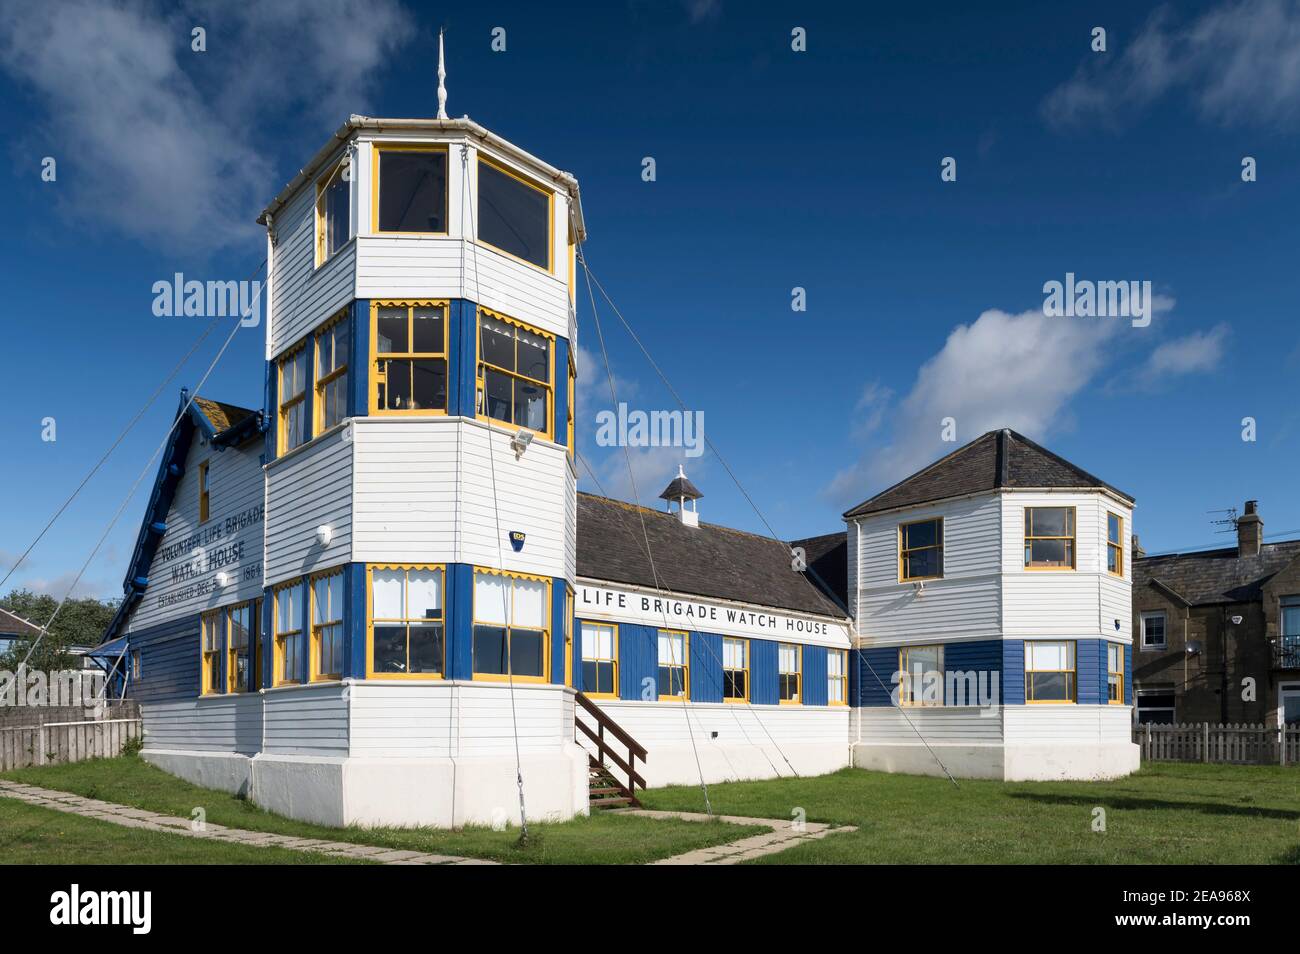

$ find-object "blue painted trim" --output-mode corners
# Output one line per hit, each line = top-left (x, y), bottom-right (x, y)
(1002, 640), (1025, 705)
(554, 336), (570, 449)
(446, 564), (473, 680)
(550, 577), (568, 685)
(690, 631), (723, 703)
(350, 299), (369, 418)
(1124, 642), (1133, 705)
(449, 300), (477, 417)
(345, 563), (366, 679)
(855, 646), (899, 707)
(750, 639), (778, 705)
(618, 624), (657, 701)
(260, 589), (273, 689)
(803, 644), (828, 706)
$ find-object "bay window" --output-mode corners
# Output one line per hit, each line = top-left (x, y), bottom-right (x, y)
(372, 301), (448, 413)
(1024, 640), (1075, 703)
(723, 637), (748, 702)
(478, 157), (551, 270)
(473, 569), (549, 681)
(1107, 643), (1124, 704)
(370, 565), (445, 677)
(277, 346), (307, 455)
(273, 580), (303, 687)
(315, 156), (352, 264)
(899, 517), (943, 581)
(1107, 512), (1124, 576)
(477, 310), (553, 437)
(315, 314), (349, 433)
(778, 642), (801, 704)
(227, 600), (259, 693)
(200, 610), (222, 695)
(374, 145), (447, 234)
(1024, 507), (1076, 569)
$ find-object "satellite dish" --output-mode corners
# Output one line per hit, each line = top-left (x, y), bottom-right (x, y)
(1186, 640), (1203, 656)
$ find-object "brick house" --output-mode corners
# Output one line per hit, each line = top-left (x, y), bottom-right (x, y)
(1131, 501), (1300, 726)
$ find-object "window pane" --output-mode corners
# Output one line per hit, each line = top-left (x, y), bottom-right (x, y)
(478, 160), (548, 268)
(474, 573), (509, 625)
(1028, 671), (1070, 701)
(510, 629), (545, 677)
(408, 569), (443, 619)
(409, 623), (444, 674)
(905, 548), (941, 579)
(385, 359), (413, 410)
(324, 172), (349, 256)
(905, 520), (938, 549)
(376, 307), (408, 354)
(411, 359), (446, 410)
(517, 328), (550, 382)
(484, 368), (512, 422)
(374, 624), (407, 673)
(512, 578), (546, 628)
(473, 625), (508, 674)
(597, 662), (615, 695)
(1108, 546), (1120, 573)
(1029, 507), (1071, 537)
(1028, 539), (1069, 566)
(481, 317), (515, 369)
(514, 377), (547, 431)
(412, 307), (444, 353)
(1108, 514), (1121, 545)
(379, 150), (446, 232)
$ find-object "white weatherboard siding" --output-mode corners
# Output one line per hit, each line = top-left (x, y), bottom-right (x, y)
(129, 436), (264, 632)
(268, 158), (357, 360)
(262, 683), (349, 757)
(140, 695), (263, 753)
(351, 417), (569, 579)
(263, 428), (353, 587)
(852, 494), (1002, 643)
(1001, 491), (1133, 639)
(589, 700), (850, 786)
(851, 706), (1004, 745)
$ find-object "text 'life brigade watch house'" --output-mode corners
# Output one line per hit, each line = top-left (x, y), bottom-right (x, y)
(97, 93), (1139, 828)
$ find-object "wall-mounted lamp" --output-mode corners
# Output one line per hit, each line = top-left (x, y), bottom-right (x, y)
(510, 429), (534, 459)
(1230, 615), (1243, 625)
(316, 525), (333, 547)
(214, 571), (230, 588)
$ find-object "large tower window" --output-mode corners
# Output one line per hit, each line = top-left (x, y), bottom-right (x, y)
(277, 346), (307, 455)
(477, 157), (551, 270)
(372, 301), (448, 414)
(315, 156), (352, 264)
(473, 569), (549, 682)
(374, 145), (447, 234)
(369, 565), (445, 678)
(1024, 507), (1076, 569)
(477, 310), (553, 437)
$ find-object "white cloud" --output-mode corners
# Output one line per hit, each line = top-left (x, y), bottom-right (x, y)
(1143, 323), (1229, 376)
(1043, 0), (1300, 129)
(0, 0), (414, 251)
(826, 308), (1121, 506)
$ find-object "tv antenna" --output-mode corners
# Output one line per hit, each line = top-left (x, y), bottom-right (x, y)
(1208, 507), (1239, 534)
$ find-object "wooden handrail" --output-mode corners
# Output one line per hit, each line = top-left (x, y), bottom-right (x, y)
(574, 690), (647, 759)
(576, 718), (646, 789)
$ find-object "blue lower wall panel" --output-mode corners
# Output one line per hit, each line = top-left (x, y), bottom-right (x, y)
(123, 613), (202, 705)
(750, 639), (778, 705)
(803, 644), (828, 706)
(618, 624), (657, 701)
(855, 646), (900, 707)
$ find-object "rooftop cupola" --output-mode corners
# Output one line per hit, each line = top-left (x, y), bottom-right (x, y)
(659, 465), (703, 527)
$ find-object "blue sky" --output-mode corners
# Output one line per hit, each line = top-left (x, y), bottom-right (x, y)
(1, 0), (1298, 601)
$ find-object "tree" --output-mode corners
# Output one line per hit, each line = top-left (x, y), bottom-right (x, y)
(0, 589), (120, 672)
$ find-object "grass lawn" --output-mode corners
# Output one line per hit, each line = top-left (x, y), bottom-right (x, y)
(1, 756), (764, 865)
(0, 798), (365, 864)
(641, 763), (1300, 864)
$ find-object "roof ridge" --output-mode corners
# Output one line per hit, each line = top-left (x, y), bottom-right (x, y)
(843, 430), (999, 518)
(1003, 429), (1133, 502)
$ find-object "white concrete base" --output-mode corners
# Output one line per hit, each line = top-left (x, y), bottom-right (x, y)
(635, 742), (849, 788)
(850, 741), (1141, 781)
(145, 745), (590, 829)
(143, 749), (253, 797)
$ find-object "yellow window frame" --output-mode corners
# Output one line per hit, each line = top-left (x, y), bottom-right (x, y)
(276, 344), (307, 457)
(564, 587), (574, 687)
(1107, 643), (1124, 705)
(314, 311), (349, 435)
(828, 648), (848, 706)
(310, 569), (345, 682)
(475, 307), (556, 441)
(1024, 640), (1077, 704)
(1107, 512), (1124, 577)
(130, 649), (141, 682)
(272, 579), (303, 687)
(579, 619), (619, 699)
(899, 644), (944, 707)
(898, 516), (943, 582)
(657, 629), (689, 701)
(200, 610), (222, 696)
(722, 636), (749, 703)
(369, 299), (450, 416)
(365, 563), (447, 680)
(566, 350), (576, 459)
(471, 566), (551, 684)
(1024, 506), (1077, 570)
(370, 142), (449, 236)
(314, 155), (351, 267)
(778, 642), (802, 705)
(198, 460), (210, 524)
(476, 154), (554, 273)
(226, 599), (260, 694)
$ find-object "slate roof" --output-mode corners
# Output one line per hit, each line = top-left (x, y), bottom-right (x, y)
(844, 428), (1133, 519)
(576, 493), (845, 618)
(193, 396), (258, 436)
(0, 607), (41, 637)
(788, 531), (849, 612)
(1134, 540), (1300, 606)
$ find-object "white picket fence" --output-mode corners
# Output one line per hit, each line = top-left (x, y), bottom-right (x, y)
(1134, 722), (1300, 766)
(0, 718), (142, 771)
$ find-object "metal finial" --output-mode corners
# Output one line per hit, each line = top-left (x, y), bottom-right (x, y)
(436, 29), (448, 120)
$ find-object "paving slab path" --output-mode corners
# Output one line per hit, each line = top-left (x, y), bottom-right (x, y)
(621, 808), (858, 865)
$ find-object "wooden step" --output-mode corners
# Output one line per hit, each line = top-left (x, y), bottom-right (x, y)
(588, 786), (623, 796)
(590, 796), (633, 808)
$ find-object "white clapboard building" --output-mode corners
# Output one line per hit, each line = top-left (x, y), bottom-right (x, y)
(99, 103), (1135, 829)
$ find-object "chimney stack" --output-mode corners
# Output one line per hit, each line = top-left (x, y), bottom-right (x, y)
(1237, 500), (1262, 558)
(1131, 533), (1145, 560)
